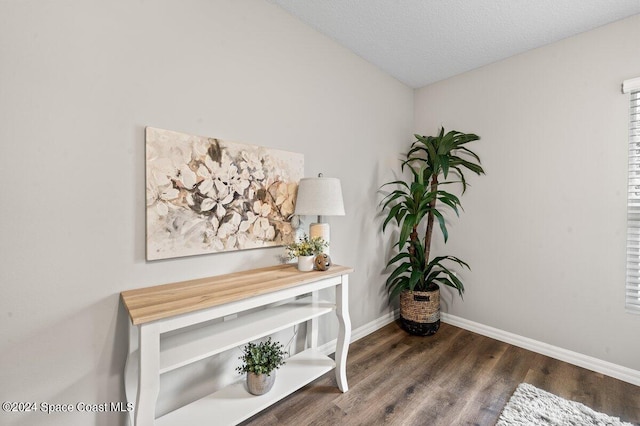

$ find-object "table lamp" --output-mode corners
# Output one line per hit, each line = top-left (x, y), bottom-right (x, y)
(294, 173), (345, 254)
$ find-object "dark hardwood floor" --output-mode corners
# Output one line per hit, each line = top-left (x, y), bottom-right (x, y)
(241, 322), (640, 425)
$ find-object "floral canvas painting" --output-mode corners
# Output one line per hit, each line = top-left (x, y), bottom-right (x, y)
(146, 127), (303, 260)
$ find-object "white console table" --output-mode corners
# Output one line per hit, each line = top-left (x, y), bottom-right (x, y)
(120, 264), (353, 426)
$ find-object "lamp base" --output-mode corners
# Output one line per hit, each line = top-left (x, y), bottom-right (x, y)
(309, 223), (330, 255)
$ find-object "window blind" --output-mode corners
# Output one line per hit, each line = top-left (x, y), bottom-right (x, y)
(626, 88), (640, 313)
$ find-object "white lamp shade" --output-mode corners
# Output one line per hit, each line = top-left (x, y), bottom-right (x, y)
(294, 177), (345, 217)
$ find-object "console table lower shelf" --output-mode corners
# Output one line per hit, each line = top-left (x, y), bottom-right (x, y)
(156, 349), (333, 426)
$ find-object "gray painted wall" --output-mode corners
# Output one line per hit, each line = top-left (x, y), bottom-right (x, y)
(0, 1), (412, 425)
(415, 14), (640, 372)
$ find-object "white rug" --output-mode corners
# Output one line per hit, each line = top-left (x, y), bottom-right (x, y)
(496, 383), (635, 426)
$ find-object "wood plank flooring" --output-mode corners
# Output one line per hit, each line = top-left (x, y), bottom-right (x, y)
(241, 321), (640, 425)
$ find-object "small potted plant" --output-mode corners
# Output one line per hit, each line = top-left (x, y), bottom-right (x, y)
(236, 338), (287, 395)
(285, 233), (328, 271)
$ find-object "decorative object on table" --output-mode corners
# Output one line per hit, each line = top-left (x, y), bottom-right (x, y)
(314, 253), (332, 271)
(497, 383), (634, 426)
(236, 338), (287, 396)
(145, 127), (303, 260)
(293, 173), (345, 254)
(285, 234), (328, 271)
(380, 128), (484, 336)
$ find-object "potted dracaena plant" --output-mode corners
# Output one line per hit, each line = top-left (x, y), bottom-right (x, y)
(380, 128), (484, 335)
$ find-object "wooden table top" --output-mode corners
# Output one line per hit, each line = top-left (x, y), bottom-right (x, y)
(121, 264), (353, 325)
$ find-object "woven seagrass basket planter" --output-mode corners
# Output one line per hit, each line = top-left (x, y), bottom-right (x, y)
(400, 286), (441, 336)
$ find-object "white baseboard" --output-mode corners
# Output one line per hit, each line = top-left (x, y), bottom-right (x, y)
(441, 312), (640, 387)
(316, 309), (398, 356)
(317, 309), (640, 387)
(351, 309), (399, 343)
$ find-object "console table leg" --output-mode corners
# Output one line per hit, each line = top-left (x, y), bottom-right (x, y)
(124, 321), (138, 426)
(135, 324), (160, 426)
(307, 290), (319, 349)
(335, 275), (351, 392)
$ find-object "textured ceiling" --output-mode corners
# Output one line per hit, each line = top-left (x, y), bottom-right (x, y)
(269, 0), (640, 88)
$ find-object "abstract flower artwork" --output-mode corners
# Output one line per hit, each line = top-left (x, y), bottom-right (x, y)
(146, 127), (303, 260)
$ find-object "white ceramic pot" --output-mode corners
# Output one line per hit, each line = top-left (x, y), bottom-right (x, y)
(297, 255), (315, 272)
